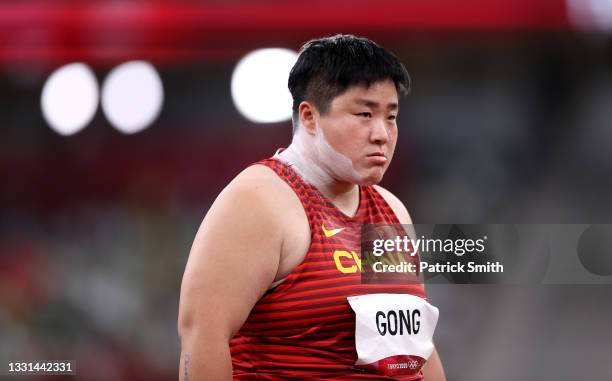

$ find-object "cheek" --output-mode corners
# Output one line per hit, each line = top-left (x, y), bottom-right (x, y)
(326, 121), (362, 154)
(381, 128), (398, 169)
(389, 122), (398, 137)
(388, 127), (398, 150)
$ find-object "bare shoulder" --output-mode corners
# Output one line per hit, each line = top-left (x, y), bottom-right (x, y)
(198, 164), (300, 246)
(203, 162), (309, 278)
(204, 165), (278, 228)
(224, 163), (303, 217)
(225, 163), (288, 198)
(373, 184), (413, 225)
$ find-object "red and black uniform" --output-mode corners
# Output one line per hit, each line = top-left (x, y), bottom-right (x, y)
(230, 158), (426, 380)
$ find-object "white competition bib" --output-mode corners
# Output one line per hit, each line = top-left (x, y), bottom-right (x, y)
(347, 293), (439, 376)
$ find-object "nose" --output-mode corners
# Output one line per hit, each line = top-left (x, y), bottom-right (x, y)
(370, 118), (389, 145)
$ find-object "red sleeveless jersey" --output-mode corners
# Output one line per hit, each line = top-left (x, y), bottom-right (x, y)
(230, 158), (427, 380)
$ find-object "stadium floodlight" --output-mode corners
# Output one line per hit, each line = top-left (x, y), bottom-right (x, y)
(567, 0), (612, 31)
(231, 48), (298, 124)
(41, 63), (99, 136)
(101, 61), (164, 134)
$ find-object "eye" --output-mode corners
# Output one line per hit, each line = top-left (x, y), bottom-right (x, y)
(387, 115), (397, 121)
(356, 112), (372, 118)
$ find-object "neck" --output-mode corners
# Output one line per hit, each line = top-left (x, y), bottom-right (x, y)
(275, 128), (359, 205)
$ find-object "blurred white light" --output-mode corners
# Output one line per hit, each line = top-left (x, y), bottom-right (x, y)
(41, 63), (99, 136)
(590, 0), (612, 30)
(231, 48), (298, 124)
(101, 61), (164, 134)
(568, 0), (612, 30)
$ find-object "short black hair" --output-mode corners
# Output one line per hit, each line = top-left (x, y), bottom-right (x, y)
(288, 34), (411, 131)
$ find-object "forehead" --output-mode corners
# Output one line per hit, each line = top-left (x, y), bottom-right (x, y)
(332, 79), (399, 108)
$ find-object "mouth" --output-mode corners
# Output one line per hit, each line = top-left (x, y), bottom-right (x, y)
(366, 152), (387, 165)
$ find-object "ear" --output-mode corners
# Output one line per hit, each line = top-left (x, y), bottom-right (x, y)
(298, 101), (319, 136)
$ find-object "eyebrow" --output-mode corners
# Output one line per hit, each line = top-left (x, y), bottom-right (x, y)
(354, 98), (398, 111)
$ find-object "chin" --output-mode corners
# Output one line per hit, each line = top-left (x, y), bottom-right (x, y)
(358, 170), (385, 186)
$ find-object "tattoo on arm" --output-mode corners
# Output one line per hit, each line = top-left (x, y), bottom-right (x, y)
(184, 353), (190, 381)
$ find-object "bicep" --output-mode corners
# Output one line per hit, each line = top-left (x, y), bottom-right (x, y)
(178, 182), (282, 340)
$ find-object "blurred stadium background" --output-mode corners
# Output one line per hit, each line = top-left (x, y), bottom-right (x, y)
(1, 1), (612, 380)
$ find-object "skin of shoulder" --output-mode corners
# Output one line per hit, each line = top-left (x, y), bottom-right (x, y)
(373, 184), (413, 225)
(178, 164), (302, 340)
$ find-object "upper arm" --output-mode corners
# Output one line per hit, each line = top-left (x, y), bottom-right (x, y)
(422, 347), (446, 381)
(178, 166), (284, 341)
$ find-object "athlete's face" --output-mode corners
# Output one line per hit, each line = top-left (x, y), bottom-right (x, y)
(315, 79), (399, 186)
